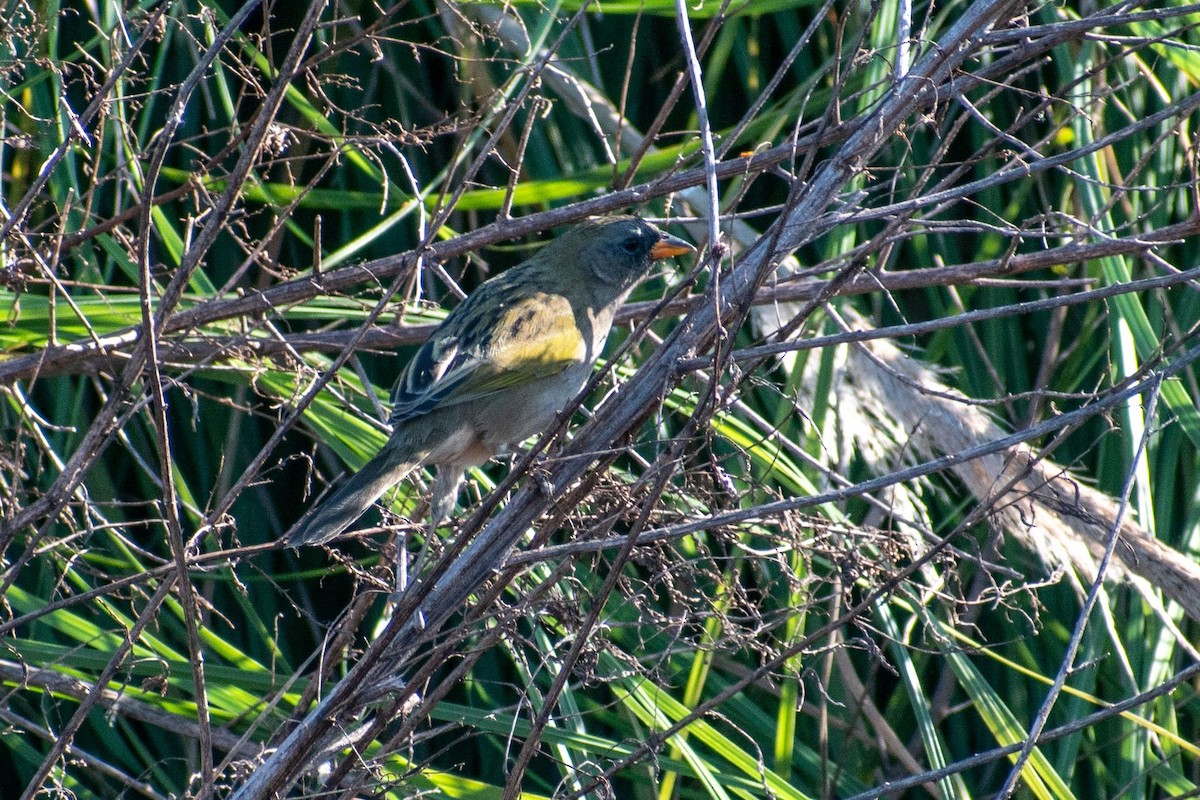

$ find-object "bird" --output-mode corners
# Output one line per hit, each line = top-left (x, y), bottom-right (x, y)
(286, 215), (694, 547)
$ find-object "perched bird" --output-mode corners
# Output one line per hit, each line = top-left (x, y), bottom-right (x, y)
(287, 215), (694, 546)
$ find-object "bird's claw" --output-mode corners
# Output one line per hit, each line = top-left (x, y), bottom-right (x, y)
(531, 463), (555, 498)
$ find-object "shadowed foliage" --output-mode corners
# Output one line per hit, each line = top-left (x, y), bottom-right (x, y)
(2, 1), (1199, 798)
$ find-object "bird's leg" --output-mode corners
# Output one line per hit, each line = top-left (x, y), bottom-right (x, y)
(397, 466), (465, 593)
(430, 466), (465, 527)
(397, 525), (410, 591)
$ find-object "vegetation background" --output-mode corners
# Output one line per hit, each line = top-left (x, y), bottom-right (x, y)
(1, 0), (1199, 797)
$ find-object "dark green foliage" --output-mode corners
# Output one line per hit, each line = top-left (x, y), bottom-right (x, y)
(1, 1), (1199, 798)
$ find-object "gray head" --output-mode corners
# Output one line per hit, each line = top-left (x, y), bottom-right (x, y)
(547, 215), (694, 293)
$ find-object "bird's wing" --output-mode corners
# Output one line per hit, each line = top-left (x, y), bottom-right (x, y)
(390, 289), (586, 424)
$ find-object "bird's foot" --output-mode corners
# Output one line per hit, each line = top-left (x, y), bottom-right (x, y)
(530, 460), (556, 498)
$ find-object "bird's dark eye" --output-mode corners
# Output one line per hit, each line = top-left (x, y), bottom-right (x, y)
(621, 235), (642, 253)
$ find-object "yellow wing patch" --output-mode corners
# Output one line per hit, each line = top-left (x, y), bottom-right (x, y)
(459, 293), (586, 395)
(391, 288), (588, 422)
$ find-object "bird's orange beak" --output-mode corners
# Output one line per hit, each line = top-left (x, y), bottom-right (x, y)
(650, 232), (695, 260)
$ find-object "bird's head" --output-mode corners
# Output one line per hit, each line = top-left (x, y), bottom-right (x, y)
(553, 215), (694, 296)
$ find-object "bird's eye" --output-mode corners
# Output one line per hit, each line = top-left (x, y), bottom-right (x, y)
(621, 235), (641, 253)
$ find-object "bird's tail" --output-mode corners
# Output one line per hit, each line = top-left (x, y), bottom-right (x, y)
(286, 442), (421, 547)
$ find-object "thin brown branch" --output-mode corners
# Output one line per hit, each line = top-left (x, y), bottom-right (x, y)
(7, 217), (1195, 384)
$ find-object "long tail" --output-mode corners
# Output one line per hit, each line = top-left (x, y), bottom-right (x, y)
(286, 442), (421, 546)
